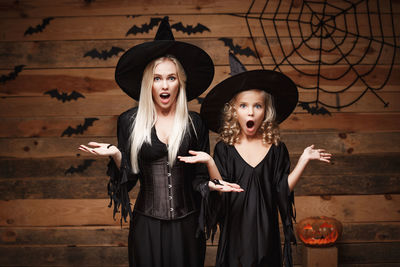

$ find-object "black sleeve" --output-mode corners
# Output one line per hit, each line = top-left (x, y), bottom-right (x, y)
(213, 141), (231, 182)
(107, 109), (139, 223)
(189, 112), (220, 241)
(274, 142), (296, 267)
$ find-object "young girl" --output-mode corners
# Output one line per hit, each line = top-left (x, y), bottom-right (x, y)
(179, 53), (331, 267)
(79, 18), (240, 267)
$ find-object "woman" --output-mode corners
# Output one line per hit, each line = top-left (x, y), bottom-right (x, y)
(79, 17), (240, 267)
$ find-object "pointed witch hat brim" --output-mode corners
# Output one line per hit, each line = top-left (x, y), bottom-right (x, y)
(200, 52), (298, 133)
(115, 16), (214, 101)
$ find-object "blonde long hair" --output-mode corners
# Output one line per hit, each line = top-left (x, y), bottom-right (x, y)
(219, 90), (280, 146)
(130, 55), (190, 173)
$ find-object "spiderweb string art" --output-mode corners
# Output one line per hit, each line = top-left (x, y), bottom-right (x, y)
(234, 0), (399, 115)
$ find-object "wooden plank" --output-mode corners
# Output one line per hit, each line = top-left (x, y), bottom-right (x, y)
(295, 174), (400, 196)
(338, 242), (400, 264)
(1, 37), (399, 69)
(1, 173), (398, 199)
(0, 91), (399, 118)
(1, 222), (398, 246)
(1, 153), (399, 179)
(0, 246), (128, 266)
(0, 116), (118, 138)
(1, 131), (400, 158)
(1, 0), (398, 18)
(0, 177), (112, 200)
(2, 113), (400, 138)
(1, 65), (399, 98)
(0, 242), (399, 266)
(0, 157), (111, 179)
(1, 0), (399, 18)
(0, 199), (124, 227)
(0, 195), (399, 227)
(0, 13), (398, 41)
(280, 113), (400, 132)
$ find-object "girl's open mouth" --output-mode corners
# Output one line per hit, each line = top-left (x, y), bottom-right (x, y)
(246, 120), (255, 129)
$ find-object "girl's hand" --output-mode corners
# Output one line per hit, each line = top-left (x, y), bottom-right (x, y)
(178, 150), (212, 164)
(302, 145), (331, 163)
(208, 180), (244, 193)
(78, 142), (119, 157)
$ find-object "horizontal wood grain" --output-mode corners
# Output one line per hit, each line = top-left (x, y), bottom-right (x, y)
(0, 241), (399, 265)
(1, 113), (400, 138)
(0, 91), (398, 118)
(1, 65), (399, 98)
(0, 13), (398, 41)
(0, 0), (398, 18)
(1, 37), (399, 68)
(1, 173), (398, 200)
(0, 195), (399, 227)
(1, 153), (399, 179)
(1, 131), (400, 158)
(1, 222), (399, 246)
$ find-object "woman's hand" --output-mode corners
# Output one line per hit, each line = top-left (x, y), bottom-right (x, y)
(301, 145), (331, 163)
(208, 180), (244, 193)
(79, 142), (120, 157)
(178, 150), (212, 164)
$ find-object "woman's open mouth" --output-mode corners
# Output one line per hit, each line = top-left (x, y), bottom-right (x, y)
(160, 93), (170, 103)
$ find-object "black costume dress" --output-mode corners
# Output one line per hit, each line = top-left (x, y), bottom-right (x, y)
(213, 141), (296, 267)
(107, 107), (215, 267)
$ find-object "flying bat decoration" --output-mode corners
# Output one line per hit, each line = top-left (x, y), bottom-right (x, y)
(219, 38), (256, 57)
(171, 22), (210, 35)
(44, 89), (85, 102)
(84, 46), (125, 60)
(0, 65), (25, 84)
(126, 17), (163, 36)
(62, 118), (99, 137)
(298, 102), (331, 116)
(24, 17), (54, 36)
(65, 159), (96, 175)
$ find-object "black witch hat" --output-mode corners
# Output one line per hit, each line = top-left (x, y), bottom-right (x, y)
(200, 52), (298, 133)
(115, 16), (214, 101)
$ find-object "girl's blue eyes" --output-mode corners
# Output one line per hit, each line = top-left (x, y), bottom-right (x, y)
(239, 104), (262, 108)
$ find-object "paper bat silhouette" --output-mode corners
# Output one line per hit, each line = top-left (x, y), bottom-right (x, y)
(84, 46), (125, 60)
(44, 89), (85, 102)
(219, 38), (256, 57)
(24, 17), (54, 36)
(171, 22), (210, 35)
(0, 65), (25, 84)
(62, 118), (99, 137)
(298, 102), (331, 115)
(126, 17), (163, 36)
(65, 159), (96, 175)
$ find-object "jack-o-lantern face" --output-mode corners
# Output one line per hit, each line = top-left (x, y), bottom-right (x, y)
(296, 216), (342, 247)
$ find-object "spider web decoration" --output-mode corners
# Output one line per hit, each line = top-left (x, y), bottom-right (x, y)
(234, 0), (399, 115)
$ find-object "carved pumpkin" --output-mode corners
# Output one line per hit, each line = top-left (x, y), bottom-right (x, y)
(296, 216), (342, 247)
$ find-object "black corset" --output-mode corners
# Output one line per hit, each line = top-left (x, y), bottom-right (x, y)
(134, 156), (197, 220)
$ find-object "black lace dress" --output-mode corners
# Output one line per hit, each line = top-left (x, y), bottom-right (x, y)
(213, 141), (296, 267)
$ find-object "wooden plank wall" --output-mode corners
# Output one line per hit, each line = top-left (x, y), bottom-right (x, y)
(0, 0), (399, 266)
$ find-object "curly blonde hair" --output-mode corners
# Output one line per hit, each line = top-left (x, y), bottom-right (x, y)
(218, 90), (280, 146)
